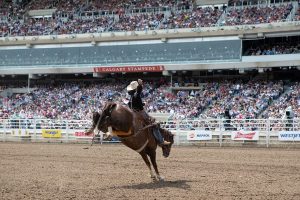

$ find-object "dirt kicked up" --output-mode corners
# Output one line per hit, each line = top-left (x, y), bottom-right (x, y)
(0, 143), (299, 200)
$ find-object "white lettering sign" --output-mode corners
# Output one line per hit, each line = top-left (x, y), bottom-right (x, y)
(278, 132), (300, 141)
(187, 131), (212, 141)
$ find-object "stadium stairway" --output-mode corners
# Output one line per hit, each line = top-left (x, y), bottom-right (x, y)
(257, 84), (292, 118)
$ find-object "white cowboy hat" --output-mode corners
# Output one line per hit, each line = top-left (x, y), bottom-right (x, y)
(286, 106), (292, 111)
(126, 81), (139, 91)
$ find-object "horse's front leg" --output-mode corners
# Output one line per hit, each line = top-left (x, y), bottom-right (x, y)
(148, 150), (164, 181)
(140, 152), (156, 181)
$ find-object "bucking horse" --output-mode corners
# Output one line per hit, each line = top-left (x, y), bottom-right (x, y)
(87, 102), (174, 181)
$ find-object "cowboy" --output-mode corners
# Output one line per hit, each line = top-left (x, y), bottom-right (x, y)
(127, 79), (170, 146)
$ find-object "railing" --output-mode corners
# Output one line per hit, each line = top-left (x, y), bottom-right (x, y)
(1, 19), (299, 41)
(0, 118), (299, 147)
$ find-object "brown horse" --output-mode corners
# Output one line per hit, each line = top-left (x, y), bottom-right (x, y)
(88, 102), (174, 181)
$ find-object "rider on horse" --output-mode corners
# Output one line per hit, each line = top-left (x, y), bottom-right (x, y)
(126, 79), (170, 146)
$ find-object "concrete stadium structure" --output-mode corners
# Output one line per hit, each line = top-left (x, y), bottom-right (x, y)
(0, 21), (300, 75)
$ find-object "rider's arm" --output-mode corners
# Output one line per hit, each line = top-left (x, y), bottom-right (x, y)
(136, 79), (143, 95)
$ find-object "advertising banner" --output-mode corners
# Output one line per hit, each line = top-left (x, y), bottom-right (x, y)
(42, 129), (61, 138)
(187, 131), (212, 141)
(74, 130), (93, 138)
(94, 65), (165, 73)
(231, 130), (259, 141)
(278, 131), (300, 141)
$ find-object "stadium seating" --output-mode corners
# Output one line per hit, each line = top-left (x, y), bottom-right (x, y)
(223, 4), (293, 26)
(245, 42), (300, 56)
(0, 1), (297, 37)
(0, 0), (299, 122)
(0, 79), (299, 120)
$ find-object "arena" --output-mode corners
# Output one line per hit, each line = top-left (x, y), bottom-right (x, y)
(1, 0), (300, 199)
(1, 143), (300, 200)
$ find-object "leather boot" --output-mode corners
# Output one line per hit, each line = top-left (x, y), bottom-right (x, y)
(153, 127), (170, 146)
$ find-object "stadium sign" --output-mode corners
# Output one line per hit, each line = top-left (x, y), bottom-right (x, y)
(231, 131), (259, 141)
(278, 132), (300, 141)
(94, 65), (165, 73)
(187, 131), (212, 141)
(74, 130), (93, 138)
(42, 129), (62, 138)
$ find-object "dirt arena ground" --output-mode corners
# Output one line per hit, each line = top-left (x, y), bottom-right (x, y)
(0, 143), (299, 200)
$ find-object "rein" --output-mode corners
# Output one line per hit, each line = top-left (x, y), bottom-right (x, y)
(94, 115), (102, 133)
(120, 123), (157, 139)
(135, 139), (149, 153)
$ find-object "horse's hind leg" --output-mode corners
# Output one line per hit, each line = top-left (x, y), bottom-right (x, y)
(148, 150), (164, 181)
(140, 152), (156, 181)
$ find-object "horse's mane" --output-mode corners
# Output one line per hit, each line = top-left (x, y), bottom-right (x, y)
(102, 102), (117, 116)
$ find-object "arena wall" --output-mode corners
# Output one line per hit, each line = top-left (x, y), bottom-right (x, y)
(0, 119), (299, 148)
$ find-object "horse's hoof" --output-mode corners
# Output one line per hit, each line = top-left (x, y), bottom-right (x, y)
(157, 176), (164, 182)
(150, 174), (157, 181)
(152, 177), (158, 182)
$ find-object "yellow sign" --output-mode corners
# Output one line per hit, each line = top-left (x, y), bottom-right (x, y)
(42, 129), (62, 138)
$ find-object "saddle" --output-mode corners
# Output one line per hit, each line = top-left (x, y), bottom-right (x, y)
(134, 110), (159, 130)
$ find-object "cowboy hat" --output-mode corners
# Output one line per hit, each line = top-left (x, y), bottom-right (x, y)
(126, 81), (139, 91)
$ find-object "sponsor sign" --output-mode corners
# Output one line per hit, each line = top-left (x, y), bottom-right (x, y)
(187, 131), (212, 141)
(74, 130), (93, 138)
(278, 131), (300, 141)
(231, 131), (259, 141)
(94, 65), (165, 73)
(42, 129), (61, 138)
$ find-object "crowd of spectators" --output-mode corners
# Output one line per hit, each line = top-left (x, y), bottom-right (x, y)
(25, 0), (192, 12)
(261, 82), (300, 119)
(1, 16), (115, 36)
(109, 13), (164, 32)
(160, 7), (223, 29)
(200, 81), (284, 120)
(0, 81), (126, 120)
(294, 7), (300, 21)
(145, 82), (215, 119)
(26, 0), (86, 11)
(1, 1), (298, 37)
(223, 4), (293, 26)
(246, 42), (300, 56)
(0, 79), (298, 121)
(228, 0), (294, 6)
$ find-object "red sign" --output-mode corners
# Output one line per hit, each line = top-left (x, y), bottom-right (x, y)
(75, 131), (92, 137)
(234, 132), (256, 139)
(189, 133), (195, 139)
(231, 131), (259, 140)
(94, 65), (165, 73)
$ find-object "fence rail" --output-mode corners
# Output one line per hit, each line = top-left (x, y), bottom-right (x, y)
(0, 118), (299, 147)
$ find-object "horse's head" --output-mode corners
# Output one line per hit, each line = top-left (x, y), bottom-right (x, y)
(91, 111), (106, 133)
(91, 103), (117, 134)
(161, 129), (174, 158)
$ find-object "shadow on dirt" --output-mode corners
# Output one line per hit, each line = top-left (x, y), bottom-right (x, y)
(118, 179), (192, 190)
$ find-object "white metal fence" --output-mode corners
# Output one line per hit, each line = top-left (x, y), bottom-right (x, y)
(0, 118), (299, 147)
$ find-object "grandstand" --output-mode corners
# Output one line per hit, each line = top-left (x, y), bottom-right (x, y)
(0, 0), (299, 145)
(1, 2), (300, 200)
